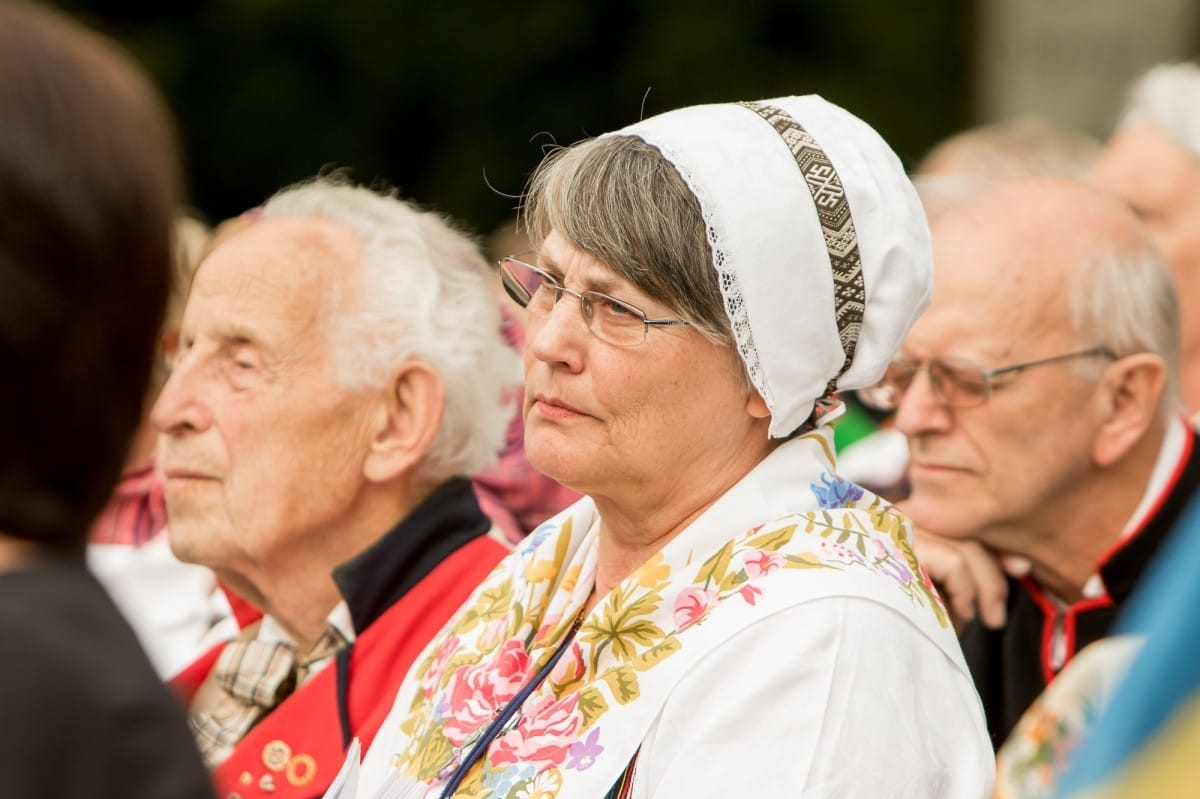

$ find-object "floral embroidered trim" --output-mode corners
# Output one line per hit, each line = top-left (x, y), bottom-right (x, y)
(389, 471), (947, 797)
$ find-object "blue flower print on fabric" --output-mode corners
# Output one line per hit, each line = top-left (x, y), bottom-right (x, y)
(519, 522), (556, 556)
(810, 471), (865, 509)
(482, 762), (536, 796)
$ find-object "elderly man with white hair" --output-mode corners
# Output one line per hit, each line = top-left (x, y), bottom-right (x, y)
(157, 177), (519, 799)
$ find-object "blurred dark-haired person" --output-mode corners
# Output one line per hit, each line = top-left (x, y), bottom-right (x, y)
(0, 2), (212, 797)
(86, 213), (235, 680)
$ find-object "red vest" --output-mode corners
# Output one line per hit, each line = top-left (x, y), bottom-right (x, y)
(172, 534), (508, 799)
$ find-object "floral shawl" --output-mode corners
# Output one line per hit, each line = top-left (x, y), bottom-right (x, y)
(361, 428), (959, 799)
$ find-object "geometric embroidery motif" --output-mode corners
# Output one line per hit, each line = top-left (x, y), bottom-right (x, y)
(738, 101), (867, 395)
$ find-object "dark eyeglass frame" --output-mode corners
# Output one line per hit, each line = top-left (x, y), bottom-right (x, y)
(858, 346), (1119, 411)
(499, 255), (690, 347)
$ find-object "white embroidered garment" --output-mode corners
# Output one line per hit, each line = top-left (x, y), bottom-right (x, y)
(351, 428), (993, 798)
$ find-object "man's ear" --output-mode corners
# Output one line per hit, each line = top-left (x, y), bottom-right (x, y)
(363, 361), (445, 483)
(1093, 353), (1167, 467)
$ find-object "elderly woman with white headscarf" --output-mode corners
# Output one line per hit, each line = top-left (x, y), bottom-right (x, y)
(351, 96), (993, 798)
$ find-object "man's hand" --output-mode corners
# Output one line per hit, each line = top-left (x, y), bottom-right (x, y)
(908, 526), (1011, 632)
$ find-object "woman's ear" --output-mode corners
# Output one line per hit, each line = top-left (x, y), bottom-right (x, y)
(1093, 353), (1167, 467)
(363, 361), (446, 483)
(745, 386), (770, 419)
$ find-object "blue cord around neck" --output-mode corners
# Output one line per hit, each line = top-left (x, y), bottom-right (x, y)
(437, 615), (582, 798)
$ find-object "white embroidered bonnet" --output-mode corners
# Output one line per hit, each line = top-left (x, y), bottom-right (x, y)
(608, 95), (933, 438)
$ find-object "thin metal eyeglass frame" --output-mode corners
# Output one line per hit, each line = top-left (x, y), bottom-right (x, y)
(863, 346), (1118, 410)
(499, 255), (691, 346)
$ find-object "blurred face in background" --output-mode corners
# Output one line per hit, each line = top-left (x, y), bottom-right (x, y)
(1091, 121), (1200, 289)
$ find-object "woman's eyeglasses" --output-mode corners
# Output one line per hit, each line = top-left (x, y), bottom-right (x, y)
(499, 255), (690, 347)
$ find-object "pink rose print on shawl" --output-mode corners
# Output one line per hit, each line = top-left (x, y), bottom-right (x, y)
(920, 563), (940, 598)
(738, 583), (763, 606)
(441, 637), (531, 746)
(491, 692), (583, 772)
(549, 641), (585, 685)
(422, 634), (460, 699)
(479, 617), (510, 650)
(533, 612), (566, 647)
(743, 550), (784, 578)
(674, 586), (719, 630)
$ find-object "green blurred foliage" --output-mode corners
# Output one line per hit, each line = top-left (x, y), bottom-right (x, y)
(54, 0), (973, 239)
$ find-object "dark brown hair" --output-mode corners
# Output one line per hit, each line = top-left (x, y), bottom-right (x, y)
(0, 2), (182, 548)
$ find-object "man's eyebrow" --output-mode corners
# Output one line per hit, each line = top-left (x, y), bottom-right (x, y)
(211, 325), (270, 357)
(212, 322), (256, 345)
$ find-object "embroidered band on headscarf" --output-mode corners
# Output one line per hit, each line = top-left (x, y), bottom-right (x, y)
(611, 95), (932, 438)
(738, 101), (866, 396)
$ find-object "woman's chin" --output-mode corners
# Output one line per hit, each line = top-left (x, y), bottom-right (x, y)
(525, 442), (589, 495)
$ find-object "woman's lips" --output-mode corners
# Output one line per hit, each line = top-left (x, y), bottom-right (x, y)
(532, 394), (588, 420)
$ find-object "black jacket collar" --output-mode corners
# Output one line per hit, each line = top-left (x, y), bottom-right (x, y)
(332, 477), (490, 633)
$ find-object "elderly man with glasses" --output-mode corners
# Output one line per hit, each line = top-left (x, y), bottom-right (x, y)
(859, 176), (1200, 748)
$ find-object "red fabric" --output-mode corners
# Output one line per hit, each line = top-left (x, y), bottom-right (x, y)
(88, 463), (167, 546)
(1016, 427), (1193, 684)
(224, 585), (266, 629)
(171, 534), (508, 799)
(1097, 427), (1193, 570)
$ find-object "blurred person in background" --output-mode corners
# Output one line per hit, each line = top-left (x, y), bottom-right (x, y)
(0, 2), (211, 796)
(349, 95), (991, 799)
(159, 177), (519, 799)
(1090, 62), (1200, 416)
(860, 177), (1195, 747)
(87, 212), (234, 679)
(473, 214), (582, 543)
(915, 114), (1103, 219)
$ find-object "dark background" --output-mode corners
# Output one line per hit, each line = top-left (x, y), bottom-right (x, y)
(55, 0), (973, 241)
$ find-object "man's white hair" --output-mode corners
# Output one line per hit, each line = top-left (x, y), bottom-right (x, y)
(1071, 238), (1183, 419)
(1120, 62), (1200, 158)
(262, 176), (521, 484)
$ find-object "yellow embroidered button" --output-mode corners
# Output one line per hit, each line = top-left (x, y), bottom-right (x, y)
(261, 740), (291, 772)
(239, 771), (253, 786)
(258, 774), (276, 793)
(285, 753), (317, 787)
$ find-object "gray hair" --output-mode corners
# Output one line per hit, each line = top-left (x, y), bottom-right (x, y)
(521, 135), (733, 348)
(1119, 62), (1200, 159)
(1069, 237), (1183, 418)
(262, 177), (520, 483)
